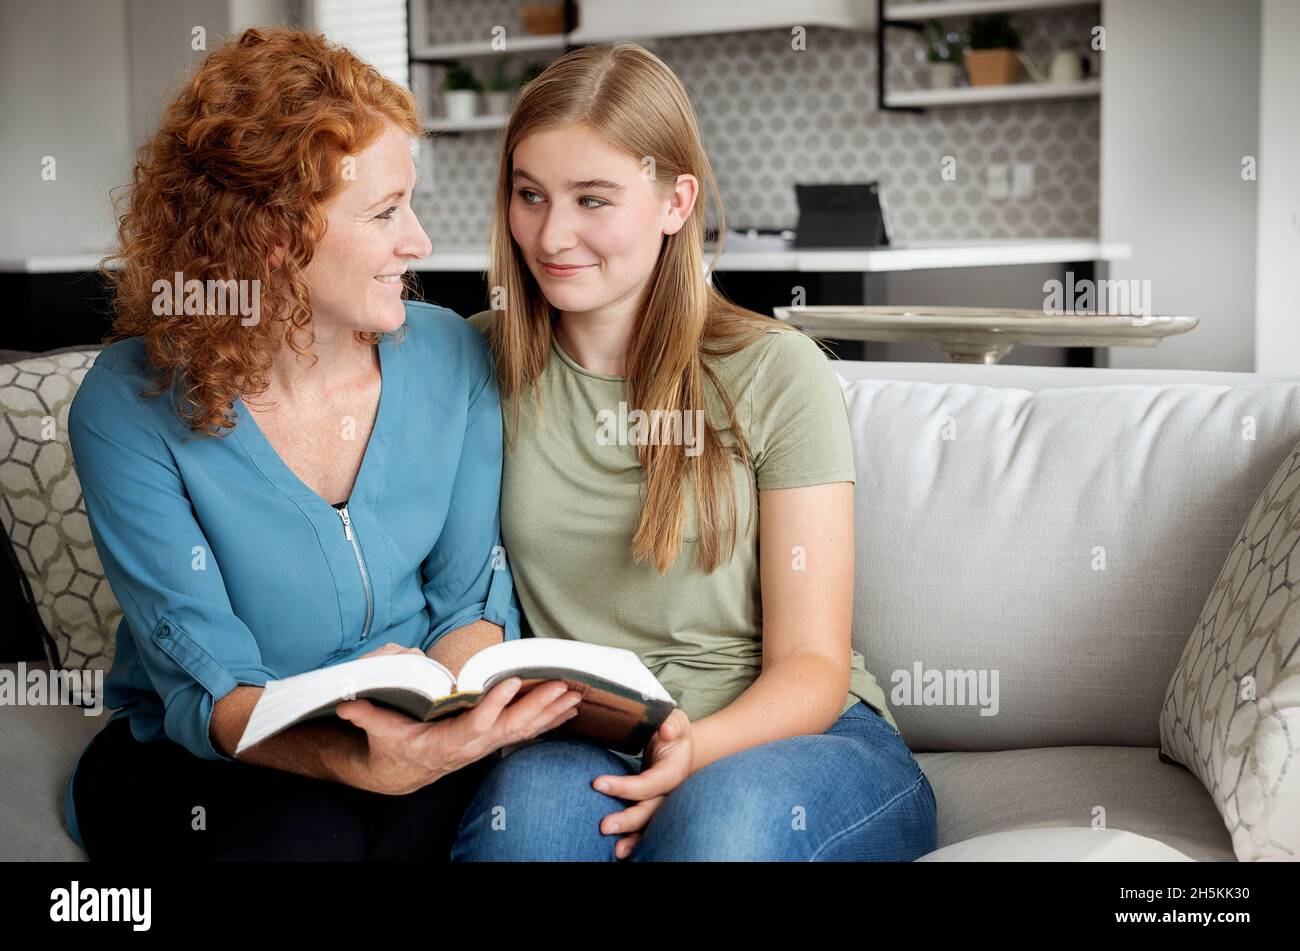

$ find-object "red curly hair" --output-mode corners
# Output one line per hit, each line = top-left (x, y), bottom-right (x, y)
(102, 27), (422, 436)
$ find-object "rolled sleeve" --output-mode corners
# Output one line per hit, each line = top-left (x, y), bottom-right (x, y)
(419, 330), (521, 652)
(68, 365), (276, 761)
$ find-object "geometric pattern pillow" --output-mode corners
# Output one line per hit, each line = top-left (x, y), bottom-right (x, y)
(0, 349), (119, 671)
(1160, 440), (1300, 862)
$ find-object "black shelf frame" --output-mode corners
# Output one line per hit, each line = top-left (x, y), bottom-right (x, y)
(406, 0), (580, 135)
(877, 0), (927, 113)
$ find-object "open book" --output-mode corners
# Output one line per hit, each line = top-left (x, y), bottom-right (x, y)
(235, 638), (678, 757)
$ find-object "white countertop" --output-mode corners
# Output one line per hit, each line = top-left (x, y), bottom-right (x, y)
(1, 239), (1131, 275)
(0, 253), (112, 274)
(407, 239), (1131, 273)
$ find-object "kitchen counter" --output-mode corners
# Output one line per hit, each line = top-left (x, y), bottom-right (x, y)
(0, 239), (1130, 275)
(408, 238), (1130, 273)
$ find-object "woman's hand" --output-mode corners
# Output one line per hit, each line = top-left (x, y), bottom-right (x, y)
(334, 643), (582, 795)
(593, 709), (693, 859)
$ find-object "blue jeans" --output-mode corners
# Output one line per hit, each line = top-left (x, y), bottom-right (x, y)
(451, 701), (938, 861)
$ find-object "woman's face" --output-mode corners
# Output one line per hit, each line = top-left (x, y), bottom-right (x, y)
(298, 121), (432, 337)
(508, 123), (697, 319)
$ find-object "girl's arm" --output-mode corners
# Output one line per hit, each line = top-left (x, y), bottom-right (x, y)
(687, 480), (855, 774)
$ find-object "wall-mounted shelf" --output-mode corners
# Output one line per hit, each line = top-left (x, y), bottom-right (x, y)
(884, 77), (1099, 108)
(877, 0), (1100, 113)
(569, 0), (876, 43)
(884, 0), (1096, 19)
(424, 113), (509, 133)
(407, 1), (578, 136)
(410, 33), (568, 63)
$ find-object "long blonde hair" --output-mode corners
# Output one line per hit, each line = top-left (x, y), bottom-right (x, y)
(485, 43), (796, 574)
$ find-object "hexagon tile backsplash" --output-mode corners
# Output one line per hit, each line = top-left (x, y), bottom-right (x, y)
(413, 1), (1101, 245)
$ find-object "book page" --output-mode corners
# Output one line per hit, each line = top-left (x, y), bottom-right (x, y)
(235, 653), (455, 755)
(456, 639), (672, 702)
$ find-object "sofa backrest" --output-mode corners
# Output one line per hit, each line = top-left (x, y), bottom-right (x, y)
(835, 361), (1300, 753)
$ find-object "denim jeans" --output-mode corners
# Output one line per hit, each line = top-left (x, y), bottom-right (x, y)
(451, 700), (938, 861)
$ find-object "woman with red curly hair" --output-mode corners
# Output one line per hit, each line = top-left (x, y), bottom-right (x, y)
(62, 28), (580, 861)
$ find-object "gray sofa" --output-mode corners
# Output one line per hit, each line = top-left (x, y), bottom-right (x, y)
(6, 356), (1297, 861)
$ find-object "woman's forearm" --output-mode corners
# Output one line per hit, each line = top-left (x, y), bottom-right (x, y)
(207, 622), (505, 787)
(426, 618), (504, 677)
(210, 684), (365, 786)
(688, 652), (848, 774)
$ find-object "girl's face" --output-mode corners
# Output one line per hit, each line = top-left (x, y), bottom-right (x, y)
(298, 121), (432, 338)
(508, 123), (697, 319)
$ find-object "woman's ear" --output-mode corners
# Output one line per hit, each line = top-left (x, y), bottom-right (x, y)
(268, 239), (287, 272)
(662, 174), (699, 236)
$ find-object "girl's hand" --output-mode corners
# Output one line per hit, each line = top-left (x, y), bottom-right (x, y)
(593, 709), (693, 859)
(336, 645), (582, 794)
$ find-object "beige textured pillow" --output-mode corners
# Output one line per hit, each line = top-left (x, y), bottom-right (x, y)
(1160, 443), (1300, 861)
(0, 349), (119, 671)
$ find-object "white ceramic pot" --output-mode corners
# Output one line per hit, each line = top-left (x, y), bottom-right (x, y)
(1049, 50), (1084, 84)
(484, 90), (515, 116)
(443, 90), (479, 121)
(929, 61), (960, 89)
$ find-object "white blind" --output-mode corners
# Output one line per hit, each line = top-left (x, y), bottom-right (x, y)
(308, 0), (409, 89)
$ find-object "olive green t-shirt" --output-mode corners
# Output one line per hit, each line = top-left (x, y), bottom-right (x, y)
(467, 310), (895, 730)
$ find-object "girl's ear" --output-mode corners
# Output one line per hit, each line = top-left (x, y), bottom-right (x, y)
(662, 174), (700, 236)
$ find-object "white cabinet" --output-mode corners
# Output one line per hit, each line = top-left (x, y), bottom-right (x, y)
(568, 0), (876, 43)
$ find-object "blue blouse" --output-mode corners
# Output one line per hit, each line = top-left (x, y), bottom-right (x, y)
(63, 301), (519, 850)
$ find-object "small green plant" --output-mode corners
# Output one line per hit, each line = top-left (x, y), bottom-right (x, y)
(443, 63), (481, 92)
(485, 55), (513, 92)
(516, 61), (547, 89)
(966, 13), (1021, 50)
(923, 19), (961, 63)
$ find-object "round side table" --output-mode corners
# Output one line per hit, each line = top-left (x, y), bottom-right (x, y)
(772, 305), (1198, 364)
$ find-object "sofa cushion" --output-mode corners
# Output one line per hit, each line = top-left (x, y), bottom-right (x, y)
(0, 662), (100, 860)
(1160, 439), (1300, 862)
(0, 348), (118, 671)
(916, 826), (1195, 861)
(914, 746), (1235, 861)
(838, 374), (1300, 752)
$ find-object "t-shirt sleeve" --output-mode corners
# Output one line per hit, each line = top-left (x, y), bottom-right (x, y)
(466, 309), (496, 338)
(748, 331), (857, 490)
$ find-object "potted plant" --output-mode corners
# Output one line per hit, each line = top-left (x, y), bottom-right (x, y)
(923, 19), (962, 89)
(517, 60), (547, 91)
(483, 56), (515, 115)
(442, 63), (480, 121)
(520, 3), (565, 36)
(963, 14), (1022, 86)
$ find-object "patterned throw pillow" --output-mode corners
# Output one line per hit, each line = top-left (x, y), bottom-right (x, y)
(0, 349), (119, 671)
(1160, 443), (1300, 861)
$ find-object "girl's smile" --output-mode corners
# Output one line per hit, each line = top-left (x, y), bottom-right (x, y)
(541, 262), (594, 277)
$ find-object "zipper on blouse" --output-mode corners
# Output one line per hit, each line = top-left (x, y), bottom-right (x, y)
(336, 504), (374, 640)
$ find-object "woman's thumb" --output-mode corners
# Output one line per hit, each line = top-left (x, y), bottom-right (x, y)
(336, 699), (370, 725)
